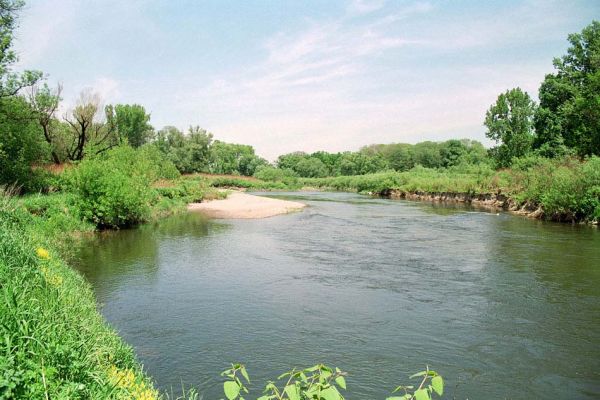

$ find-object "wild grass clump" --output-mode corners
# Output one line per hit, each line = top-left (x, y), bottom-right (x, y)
(0, 194), (158, 399)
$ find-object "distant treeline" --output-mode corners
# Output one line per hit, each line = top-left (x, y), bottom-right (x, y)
(272, 139), (487, 178)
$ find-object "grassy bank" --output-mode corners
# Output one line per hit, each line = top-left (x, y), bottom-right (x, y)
(0, 193), (160, 399)
(0, 147), (225, 399)
(298, 157), (600, 223)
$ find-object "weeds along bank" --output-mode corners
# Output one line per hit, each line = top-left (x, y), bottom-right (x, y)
(298, 156), (600, 224)
(0, 146), (224, 399)
(0, 196), (161, 399)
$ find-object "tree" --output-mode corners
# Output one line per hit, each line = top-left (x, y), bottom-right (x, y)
(294, 157), (329, 178)
(0, 0), (45, 190)
(209, 141), (267, 176)
(535, 21), (600, 157)
(114, 104), (153, 147)
(0, 96), (46, 189)
(185, 126), (213, 172)
(0, 0), (41, 98)
(27, 83), (62, 163)
(484, 87), (536, 167)
(64, 90), (118, 161)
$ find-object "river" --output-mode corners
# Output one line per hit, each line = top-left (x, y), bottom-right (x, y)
(75, 192), (600, 399)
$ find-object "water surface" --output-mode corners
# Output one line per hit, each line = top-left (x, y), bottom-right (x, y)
(76, 192), (600, 399)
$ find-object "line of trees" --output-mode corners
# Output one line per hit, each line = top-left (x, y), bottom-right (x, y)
(272, 139), (488, 178)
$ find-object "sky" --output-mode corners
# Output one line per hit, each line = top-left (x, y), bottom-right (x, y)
(13, 0), (599, 160)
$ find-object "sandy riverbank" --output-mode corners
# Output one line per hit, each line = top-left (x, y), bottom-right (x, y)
(187, 191), (306, 219)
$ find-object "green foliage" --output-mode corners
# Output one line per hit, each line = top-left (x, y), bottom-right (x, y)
(361, 139), (488, 172)
(220, 364), (444, 400)
(485, 87), (536, 167)
(62, 146), (156, 228)
(207, 176), (294, 191)
(387, 367), (443, 400)
(155, 126), (214, 173)
(0, 193), (158, 399)
(221, 364), (348, 400)
(0, 0), (42, 98)
(114, 104), (154, 148)
(535, 21), (600, 157)
(294, 157), (329, 178)
(253, 165), (298, 184)
(302, 157), (600, 222)
(0, 96), (49, 192)
(209, 141), (268, 176)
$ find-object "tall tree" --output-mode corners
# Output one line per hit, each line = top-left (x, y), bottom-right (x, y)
(535, 21), (600, 157)
(114, 104), (153, 147)
(64, 90), (118, 161)
(484, 87), (536, 167)
(28, 83), (62, 163)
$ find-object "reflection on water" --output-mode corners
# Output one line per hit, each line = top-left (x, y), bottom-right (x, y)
(75, 192), (600, 399)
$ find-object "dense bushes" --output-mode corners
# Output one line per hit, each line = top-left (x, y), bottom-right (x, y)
(62, 148), (154, 228)
(61, 146), (180, 228)
(510, 156), (600, 221)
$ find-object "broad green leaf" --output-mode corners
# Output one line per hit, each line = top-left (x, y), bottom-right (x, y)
(240, 366), (250, 383)
(431, 376), (444, 396)
(224, 381), (240, 400)
(321, 387), (340, 400)
(335, 376), (346, 389)
(285, 384), (300, 400)
(257, 397), (269, 400)
(409, 371), (427, 379)
(414, 388), (430, 400)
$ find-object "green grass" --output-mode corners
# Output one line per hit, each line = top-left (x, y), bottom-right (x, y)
(0, 194), (159, 399)
(299, 157), (600, 223)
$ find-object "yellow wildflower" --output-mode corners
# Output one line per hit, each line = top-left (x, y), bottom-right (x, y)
(108, 365), (136, 389)
(36, 247), (50, 260)
(107, 365), (157, 399)
(133, 386), (158, 400)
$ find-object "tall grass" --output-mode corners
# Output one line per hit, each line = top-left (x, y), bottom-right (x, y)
(0, 191), (159, 399)
(299, 157), (600, 223)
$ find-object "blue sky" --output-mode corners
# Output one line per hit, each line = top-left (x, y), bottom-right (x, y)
(13, 0), (599, 159)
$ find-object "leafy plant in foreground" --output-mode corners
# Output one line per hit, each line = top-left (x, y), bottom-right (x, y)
(387, 366), (443, 400)
(221, 364), (443, 400)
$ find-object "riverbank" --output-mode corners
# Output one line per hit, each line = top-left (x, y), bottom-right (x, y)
(187, 191), (306, 218)
(298, 157), (600, 224)
(379, 189), (547, 220)
(0, 194), (161, 399)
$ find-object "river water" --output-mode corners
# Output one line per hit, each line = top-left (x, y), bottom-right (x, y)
(75, 192), (600, 399)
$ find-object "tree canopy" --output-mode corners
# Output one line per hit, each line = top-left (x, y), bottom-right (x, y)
(484, 87), (536, 167)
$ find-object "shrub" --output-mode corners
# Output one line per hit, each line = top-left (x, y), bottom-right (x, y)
(253, 165), (298, 183)
(63, 147), (154, 228)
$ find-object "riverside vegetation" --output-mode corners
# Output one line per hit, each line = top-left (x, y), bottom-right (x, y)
(0, 0), (599, 397)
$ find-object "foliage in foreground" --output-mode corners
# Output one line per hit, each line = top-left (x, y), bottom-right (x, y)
(0, 194), (158, 399)
(220, 364), (443, 400)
